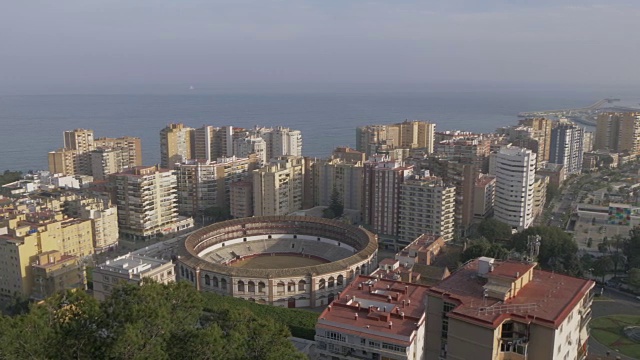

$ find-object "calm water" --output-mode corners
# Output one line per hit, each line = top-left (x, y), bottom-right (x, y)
(0, 89), (633, 171)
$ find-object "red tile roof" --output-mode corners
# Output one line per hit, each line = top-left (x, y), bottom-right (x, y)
(427, 260), (594, 329)
(316, 275), (429, 345)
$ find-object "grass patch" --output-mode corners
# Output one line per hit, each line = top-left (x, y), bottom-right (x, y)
(591, 315), (640, 359)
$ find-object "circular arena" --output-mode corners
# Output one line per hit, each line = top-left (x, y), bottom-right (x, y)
(176, 216), (378, 308)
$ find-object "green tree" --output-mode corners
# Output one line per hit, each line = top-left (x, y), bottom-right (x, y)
(204, 206), (231, 223)
(628, 268), (640, 290)
(592, 256), (613, 283)
(477, 218), (512, 242)
(323, 187), (344, 219)
(0, 170), (22, 186)
(461, 238), (509, 263)
(511, 226), (582, 277)
(625, 227), (640, 269)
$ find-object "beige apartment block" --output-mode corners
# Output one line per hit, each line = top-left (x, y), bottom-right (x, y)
(160, 123), (194, 169)
(253, 156), (305, 216)
(31, 250), (84, 301)
(66, 196), (119, 253)
(595, 112), (640, 154)
(110, 165), (180, 241)
(398, 175), (455, 244)
(93, 253), (175, 301)
(48, 148), (78, 176)
(519, 118), (553, 164)
(94, 136), (142, 167)
(425, 258), (594, 360)
(313, 157), (364, 211)
(175, 155), (258, 216)
(230, 180), (253, 218)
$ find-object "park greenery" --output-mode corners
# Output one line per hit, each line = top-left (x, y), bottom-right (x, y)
(0, 170), (22, 186)
(0, 281), (306, 360)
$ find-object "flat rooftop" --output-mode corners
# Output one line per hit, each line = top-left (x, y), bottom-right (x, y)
(428, 260), (594, 329)
(317, 275), (429, 346)
(97, 253), (172, 276)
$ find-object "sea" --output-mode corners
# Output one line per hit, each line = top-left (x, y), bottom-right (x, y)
(1, 86), (639, 172)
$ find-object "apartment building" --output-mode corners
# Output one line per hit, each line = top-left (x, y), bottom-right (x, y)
(473, 174), (496, 219)
(398, 174), (455, 244)
(518, 118), (553, 165)
(313, 157), (364, 211)
(549, 122), (584, 175)
(94, 136), (142, 167)
(492, 146), (537, 231)
(65, 196), (119, 253)
(160, 123), (194, 169)
(229, 180), (253, 218)
(595, 112), (640, 154)
(315, 275), (429, 360)
(363, 156), (413, 239)
(425, 258), (594, 360)
(356, 121), (435, 157)
(109, 166), (180, 241)
(233, 135), (267, 167)
(93, 253), (175, 301)
(175, 156), (257, 216)
(31, 250), (84, 301)
(0, 212), (93, 299)
(253, 156), (305, 216)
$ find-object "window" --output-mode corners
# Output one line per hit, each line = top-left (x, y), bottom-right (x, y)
(238, 280), (245, 292)
(382, 343), (406, 353)
(298, 280), (306, 291)
(318, 279), (326, 290)
(204, 274), (210, 286)
(326, 331), (345, 342)
(258, 281), (266, 292)
(337, 275), (344, 286)
(328, 277), (335, 288)
(288, 281), (296, 292)
(220, 278), (227, 290)
(212, 276), (219, 288)
(248, 281), (255, 292)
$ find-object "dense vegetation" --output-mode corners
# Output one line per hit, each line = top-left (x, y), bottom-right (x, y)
(0, 170), (22, 186)
(0, 282), (306, 360)
(462, 224), (584, 277)
(202, 292), (318, 340)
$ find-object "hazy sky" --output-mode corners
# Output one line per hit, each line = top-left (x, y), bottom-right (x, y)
(2, 0), (639, 93)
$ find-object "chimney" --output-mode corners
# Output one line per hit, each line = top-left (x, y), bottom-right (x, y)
(388, 321), (393, 329)
(516, 272), (520, 278)
(387, 295), (392, 303)
(328, 305), (332, 312)
(405, 285), (409, 294)
(408, 299), (411, 306)
(401, 312), (405, 320)
(383, 306), (387, 313)
(354, 313), (358, 320)
(358, 283), (363, 289)
(402, 300), (406, 308)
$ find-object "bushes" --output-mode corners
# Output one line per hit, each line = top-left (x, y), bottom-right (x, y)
(202, 292), (318, 340)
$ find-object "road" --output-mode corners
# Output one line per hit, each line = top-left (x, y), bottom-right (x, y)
(589, 286), (640, 359)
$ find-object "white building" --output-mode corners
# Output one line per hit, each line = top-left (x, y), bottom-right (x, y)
(233, 135), (267, 167)
(492, 146), (537, 231)
(251, 126), (302, 160)
(92, 253), (175, 301)
(549, 122), (584, 175)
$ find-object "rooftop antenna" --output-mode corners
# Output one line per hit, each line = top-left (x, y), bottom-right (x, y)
(483, 289), (489, 307)
(527, 235), (541, 262)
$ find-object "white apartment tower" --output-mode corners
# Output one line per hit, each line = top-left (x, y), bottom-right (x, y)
(252, 156), (304, 216)
(493, 146), (537, 231)
(233, 135), (267, 167)
(398, 174), (455, 244)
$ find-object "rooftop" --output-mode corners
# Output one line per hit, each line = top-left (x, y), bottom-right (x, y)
(397, 234), (443, 258)
(427, 259), (594, 329)
(97, 253), (172, 277)
(316, 275), (429, 346)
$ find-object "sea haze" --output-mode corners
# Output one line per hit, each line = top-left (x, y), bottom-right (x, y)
(0, 88), (632, 172)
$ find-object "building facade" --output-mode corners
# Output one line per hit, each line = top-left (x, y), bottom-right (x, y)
(160, 123), (194, 169)
(549, 122), (584, 175)
(93, 253), (176, 301)
(110, 166), (180, 241)
(252, 156), (305, 216)
(398, 175), (455, 244)
(492, 146), (537, 231)
(425, 258), (594, 360)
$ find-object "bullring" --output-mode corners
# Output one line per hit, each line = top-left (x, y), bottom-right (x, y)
(176, 216), (378, 307)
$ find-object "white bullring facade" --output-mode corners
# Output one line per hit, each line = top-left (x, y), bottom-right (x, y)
(176, 216), (378, 308)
